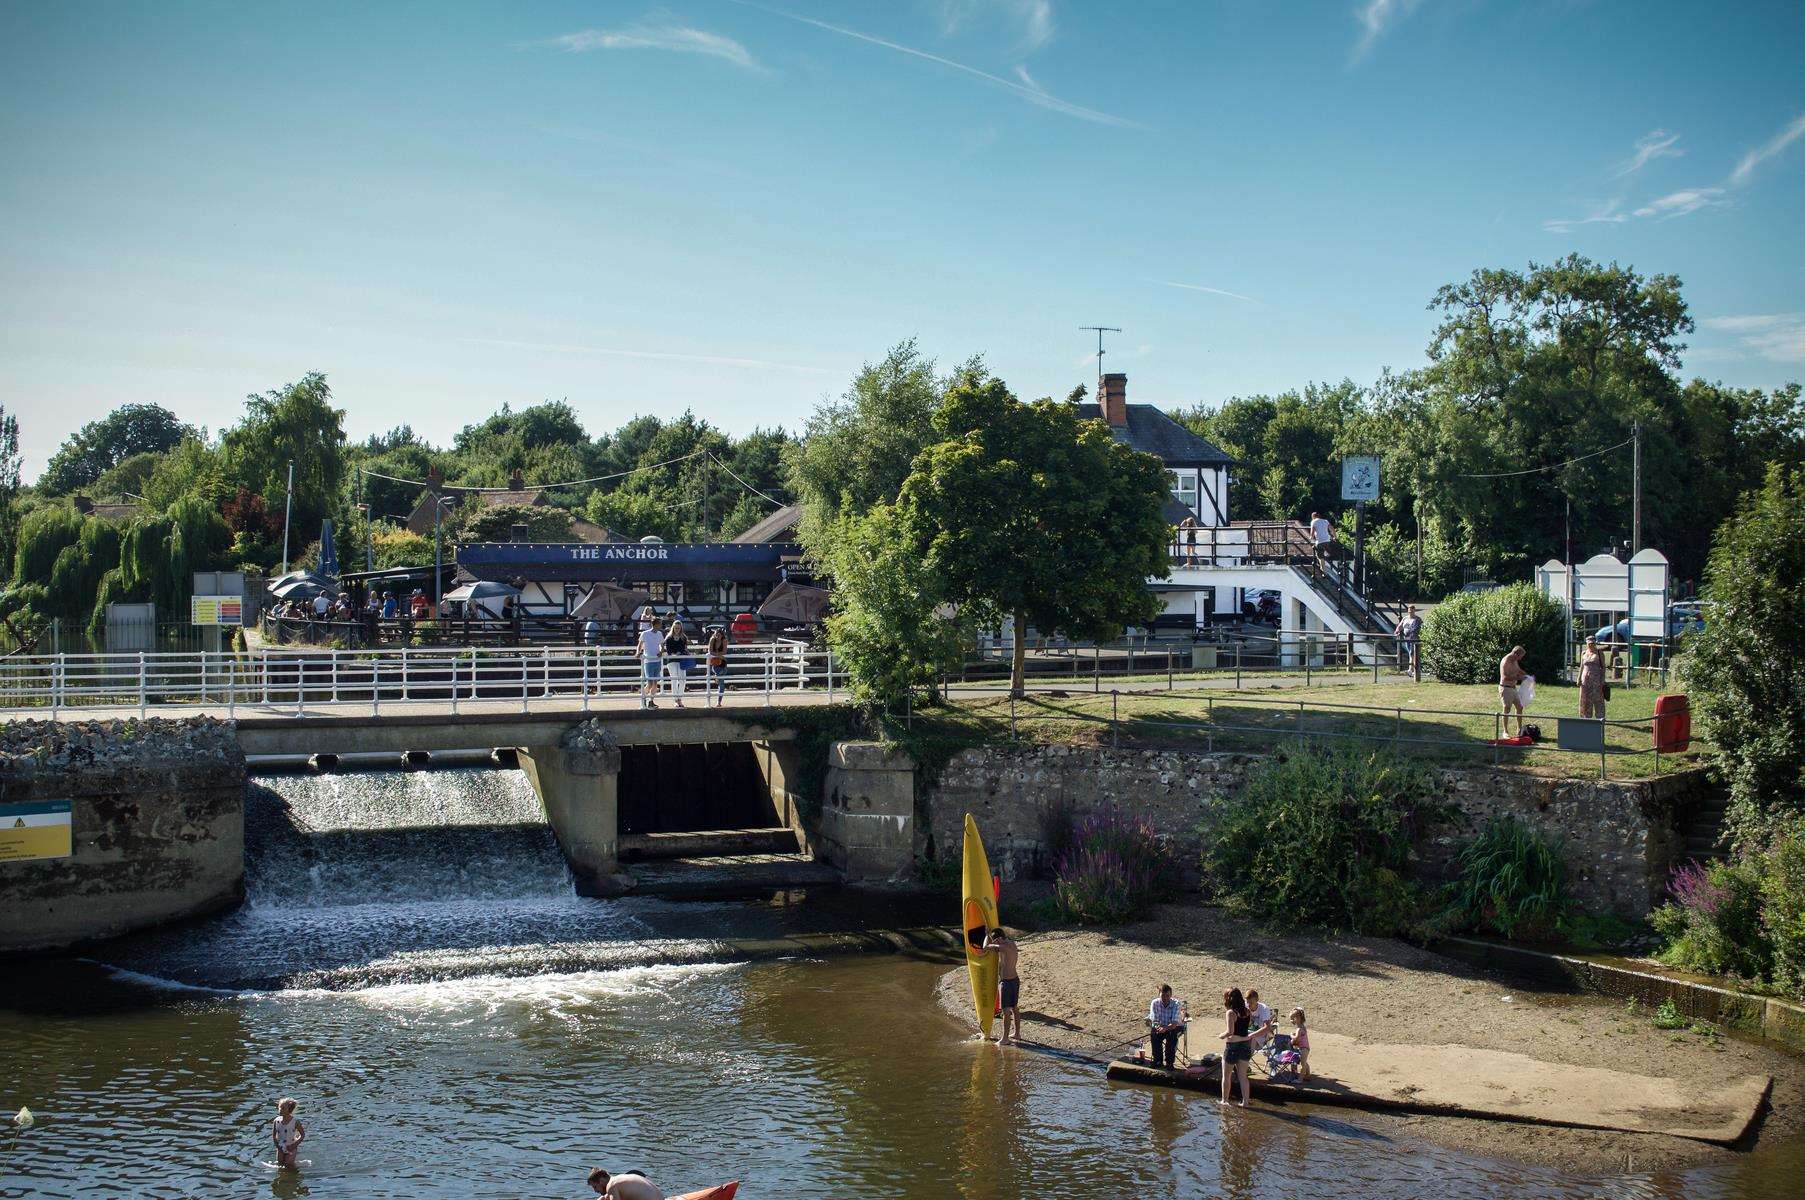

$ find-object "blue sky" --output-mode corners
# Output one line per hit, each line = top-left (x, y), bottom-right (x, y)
(2, 1), (1802, 479)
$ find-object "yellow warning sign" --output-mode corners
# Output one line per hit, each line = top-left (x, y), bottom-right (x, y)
(0, 801), (72, 862)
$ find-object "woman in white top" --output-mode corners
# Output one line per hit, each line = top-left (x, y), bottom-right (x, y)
(271, 1097), (305, 1170)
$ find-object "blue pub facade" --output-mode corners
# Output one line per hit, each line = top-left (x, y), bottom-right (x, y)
(454, 540), (806, 624)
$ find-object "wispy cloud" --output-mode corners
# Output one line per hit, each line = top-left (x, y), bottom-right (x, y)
(547, 19), (760, 70)
(1614, 129), (1682, 178)
(1548, 111), (1805, 232)
(465, 338), (832, 374)
(1352, 0), (1423, 62)
(1730, 112), (1805, 186)
(1543, 199), (1630, 233)
(734, 1), (1135, 127)
(936, 0), (1055, 54)
(1632, 187), (1728, 220)
(1153, 279), (1261, 304)
(1699, 313), (1805, 363)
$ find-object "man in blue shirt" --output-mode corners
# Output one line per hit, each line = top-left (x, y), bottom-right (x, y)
(1148, 984), (1186, 1069)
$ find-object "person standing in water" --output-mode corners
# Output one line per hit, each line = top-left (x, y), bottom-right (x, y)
(981, 928), (1022, 1045)
(1219, 988), (1254, 1106)
(588, 1168), (663, 1199)
(271, 1097), (305, 1169)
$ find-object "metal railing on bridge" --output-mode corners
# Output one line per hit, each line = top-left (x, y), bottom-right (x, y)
(0, 641), (835, 716)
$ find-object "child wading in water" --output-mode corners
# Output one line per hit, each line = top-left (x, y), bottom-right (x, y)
(271, 1097), (306, 1169)
(1288, 1008), (1311, 1081)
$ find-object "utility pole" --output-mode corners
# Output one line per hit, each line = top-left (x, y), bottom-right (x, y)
(702, 450), (710, 541)
(359, 469), (373, 571)
(1631, 420), (1642, 554)
(280, 461), (295, 575)
(1079, 325), (1121, 383)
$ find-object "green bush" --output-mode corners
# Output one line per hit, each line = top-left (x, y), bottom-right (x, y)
(1200, 743), (1440, 935)
(1420, 581), (1567, 685)
(1680, 467), (1805, 844)
(1449, 816), (1568, 939)
(1650, 857), (1772, 982)
(1761, 827), (1805, 997)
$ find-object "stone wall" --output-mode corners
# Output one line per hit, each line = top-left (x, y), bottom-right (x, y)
(819, 741), (915, 882)
(0, 718), (246, 952)
(922, 744), (1711, 918)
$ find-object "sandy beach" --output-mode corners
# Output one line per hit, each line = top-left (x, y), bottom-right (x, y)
(936, 904), (1805, 1171)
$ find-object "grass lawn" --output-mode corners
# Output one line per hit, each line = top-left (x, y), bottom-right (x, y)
(898, 677), (1699, 780)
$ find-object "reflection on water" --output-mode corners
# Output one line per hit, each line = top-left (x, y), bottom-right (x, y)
(3, 956), (1797, 1199)
(3, 768), (1798, 1197)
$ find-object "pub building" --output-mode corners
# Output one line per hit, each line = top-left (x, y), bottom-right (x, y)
(450, 508), (820, 636)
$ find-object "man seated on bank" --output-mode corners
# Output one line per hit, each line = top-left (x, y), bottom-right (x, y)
(1246, 988), (1274, 1050)
(1147, 984), (1186, 1069)
(589, 1168), (663, 1200)
(981, 928), (1022, 1045)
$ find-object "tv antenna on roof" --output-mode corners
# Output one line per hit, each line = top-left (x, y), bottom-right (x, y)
(1079, 325), (1121, 382)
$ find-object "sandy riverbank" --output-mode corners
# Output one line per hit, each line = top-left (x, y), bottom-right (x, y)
(934, 904), (1805, 1172)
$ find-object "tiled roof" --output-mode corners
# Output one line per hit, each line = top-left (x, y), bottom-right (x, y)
(732, 503), (803, 544)
(1075, 403), (1232, 466)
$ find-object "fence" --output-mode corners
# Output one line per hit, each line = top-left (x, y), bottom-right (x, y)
(0, 641), (833, 716)
(904, 686), (1678, 780)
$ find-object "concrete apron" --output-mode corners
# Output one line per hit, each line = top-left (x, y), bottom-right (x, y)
(1106, 1031), (1771, 1146)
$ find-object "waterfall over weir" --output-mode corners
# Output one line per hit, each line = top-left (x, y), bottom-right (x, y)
(245, 768), (574, 908)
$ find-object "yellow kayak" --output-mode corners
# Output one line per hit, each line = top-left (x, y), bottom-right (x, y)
(961, 814), (1000, 1039)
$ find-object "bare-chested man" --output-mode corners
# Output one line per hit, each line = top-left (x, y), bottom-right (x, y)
(982, 929), (1022, 1045)
(589, 1168), (663, 1200)
(1499, 645), (1528, 736)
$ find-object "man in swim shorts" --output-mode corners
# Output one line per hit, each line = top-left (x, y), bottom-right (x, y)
(1498, 644), (1527, 736)
(982, 928), (1022, 1045)
(589, 1168), (664, 1200)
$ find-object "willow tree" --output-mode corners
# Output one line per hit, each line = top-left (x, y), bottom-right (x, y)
(899, 370), (1170, 695)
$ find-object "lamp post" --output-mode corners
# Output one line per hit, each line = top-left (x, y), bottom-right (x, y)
(432, 495), (456, 613)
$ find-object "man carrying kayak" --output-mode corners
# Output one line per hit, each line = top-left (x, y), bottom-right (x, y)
(589, 1168), (663, 1200)
(981, 928), (1022, 1045)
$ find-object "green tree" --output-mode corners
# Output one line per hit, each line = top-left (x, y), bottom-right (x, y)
(39, 404), (192, 495)
(1682, 467), (1805, 844)
(899, 370), (1170, 694)
(790, 340), (944, 530)
(458, 502), (574, 543)
(1419, 582), (1567, 684)
(584, 490), (683, 542)
(141, 437), (229, 512)
(219, 372), (346, 544)
(815, 505), (968, 704)
(0, 403), (20, 577)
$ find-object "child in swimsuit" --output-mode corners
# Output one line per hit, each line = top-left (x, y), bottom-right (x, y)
(271, 1097), (305, 1169)
(1288, 1008), (1311, 1081)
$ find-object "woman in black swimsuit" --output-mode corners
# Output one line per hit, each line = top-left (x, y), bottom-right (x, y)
(1219, 987), (1253, 1106)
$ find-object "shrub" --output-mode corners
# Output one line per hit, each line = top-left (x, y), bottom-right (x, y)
(1449, 817), (1569, 940)
(1051, 806), (1180, 925)
(1680, 467), (1805, 845)
(1421, 582), (1567, 685)
(1761, 825), (1805, 999)
(1200, 743), (1440, 934)
(1650, 857), (1772, 981)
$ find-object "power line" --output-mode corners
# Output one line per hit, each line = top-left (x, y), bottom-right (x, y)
(710, 456), (787, 509)
(1452, 438), (1633, 480)
(359, 449), (707, 493)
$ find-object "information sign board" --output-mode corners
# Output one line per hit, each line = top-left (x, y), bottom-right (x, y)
(1341, 456), (1381, 502)
(191, 595), (244, 626)
(0, 801), (72, 862)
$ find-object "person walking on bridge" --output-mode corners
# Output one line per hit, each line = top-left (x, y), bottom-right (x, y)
(637, 619), (665, 709)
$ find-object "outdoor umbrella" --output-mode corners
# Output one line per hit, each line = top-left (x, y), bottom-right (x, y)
(268, 569), (330, 594)
(318, 519), (339, 580)
(269, 577), (328, 601)
(441, 580), (520, 619)
(756, 580), (830, 625)
(570, 583), (654, 623)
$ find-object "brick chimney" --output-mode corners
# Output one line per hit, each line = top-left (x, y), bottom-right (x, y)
(425, 465), (444, 493)
(1100, 372), (1128, 427)
(508, 468), (525, 491)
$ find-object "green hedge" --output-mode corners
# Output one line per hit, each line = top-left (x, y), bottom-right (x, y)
(1421, 582), (1566, 685)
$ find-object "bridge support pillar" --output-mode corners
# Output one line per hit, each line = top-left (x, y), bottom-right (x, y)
(520, 743), (630, 897)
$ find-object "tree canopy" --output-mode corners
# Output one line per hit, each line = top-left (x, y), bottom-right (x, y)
(899, 370), (1170, 694)
(39, 403), (192, 496)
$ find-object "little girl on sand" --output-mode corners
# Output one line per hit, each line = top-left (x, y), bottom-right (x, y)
(271, 1097), (306, 1170)
(1288, 1008), (1311, 1081)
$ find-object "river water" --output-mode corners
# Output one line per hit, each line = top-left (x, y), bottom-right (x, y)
(1, 769), (1799, 1198)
